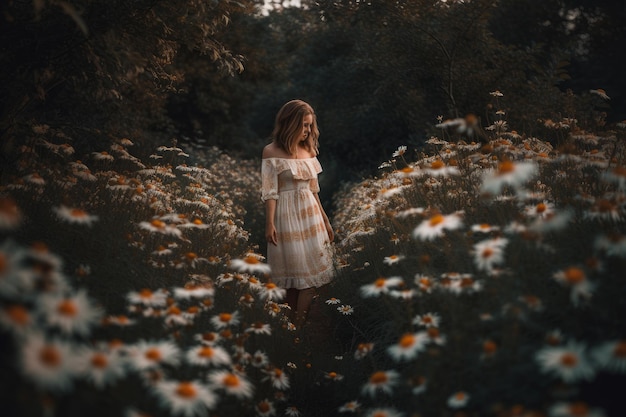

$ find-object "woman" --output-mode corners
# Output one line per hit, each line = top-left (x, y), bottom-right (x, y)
(260, 100), (335, 329)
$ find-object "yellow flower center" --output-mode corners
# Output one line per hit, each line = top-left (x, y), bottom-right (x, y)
(176, 382), (197, 398)
(431, 159), (445, 170)
(536, 203), (547, 213)
(223, 373), (240, 387)
(374, 278), (386, 288)
(145, 348), (161, 361)
(199, 347), (215, 358)
(369, 371), (389, 385)
(244, 255), (259, 264)
(483, 340), (497, 354)
(219, 313), (232, 322)
(613, 341), (626, 358)
(91, 353), (108, 369)
(429, 214), (445, 226)
(6, 305), (29, 325)
(70, 208), (88, 218)
(498, 160), (515, 174)
(257, 401), (271, 413)
(150, 219), (165, 229)
(57, 300), (78, 317)
(39, 346), (61, 367)
(399, 333), (416, 348)
(564, 267), (585, 284)
(560, 352), (578, 368)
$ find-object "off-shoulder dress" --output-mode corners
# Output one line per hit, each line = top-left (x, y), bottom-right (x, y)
(261, 157), (334, 289)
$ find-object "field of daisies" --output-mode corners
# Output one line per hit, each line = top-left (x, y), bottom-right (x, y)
(2, 95), (626, 417)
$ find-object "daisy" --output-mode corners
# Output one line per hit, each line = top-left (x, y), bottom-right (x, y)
(250, 350), (269, 368)
(603, 166), (626, 190)
(394, 165), (422, 179)
(324, 371), (344, 381)
(590, 88), (610, 100)
(552, 267), (594, 306)
(53, 205), (99, 226)
(535, 340), (595, 383)
(423, 159), (460, 177)
(425, 327), (447, 346)
(0, 303), (34, 335)
(325, 297), (341, 305)
(389, 288), (416, 300)
(412, 312), (441, 328)
(594, 233), (626, 258)
(210, 311), (240, 329)
(39, 289), (102, 336)
(592, 340), (626, 373)
(259, 282), (286, 301)
(481, 160), (538, 195)
(412, 211), (464, 241)
(0, 197), (22, 230)
(392, 146), (407, 158)
(127, 288), (168, 307)
(263, 367), (290, 390)
(256, 399), (276, 417)
(229, 253), (271, 275)
(585, 198), (622, 222)
(473, 237), (508, 275)
(337, 304), (354, 315)
(246, 321), (272, 335)
(387, 331), (429, 361)
(380, 186), (404, 199)
(92, 151), (114, 161)
(128, 340), (181, 371)
(285, 406), (302, 417)
(414, 274), (435, 294)
(173, 283), (215, 300)
(529, 210), (573, 233)
(208, 370), (254, 399)
(138, 219), (183, 238)
(361, 370), (400, 397)
(20, 332), (80, 392)
(153, 379), (217, 417)
(185, 345), (231, 367)
(360, 276), (404, 298)
(549, 401), (607, 417)
(411, 375), (428, 395)
(395, 207), (425, 219)
(383, 254), (404, 265)
(364, 407), (405, 417)
(447, 391), (470, 408)
(471, 223), (500, 234)
(77, 345), (127, 389)
(354, 342), (374, 360)
(194, 332), (221, 346)
(339, 401), (361, 413)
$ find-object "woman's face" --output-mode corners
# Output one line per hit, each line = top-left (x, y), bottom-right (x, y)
(301, 114), (313, 142)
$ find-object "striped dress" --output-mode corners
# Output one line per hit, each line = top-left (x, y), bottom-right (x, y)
(261, 157), (334, 289)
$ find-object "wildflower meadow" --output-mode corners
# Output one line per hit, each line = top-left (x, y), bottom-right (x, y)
(2, 91), (626, 417)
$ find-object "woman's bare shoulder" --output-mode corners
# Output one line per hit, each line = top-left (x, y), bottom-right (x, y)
(262, 142), (287, 159)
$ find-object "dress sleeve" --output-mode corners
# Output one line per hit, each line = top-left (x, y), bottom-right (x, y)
(261, 159), (279, 201)
(309, 178), (320, 193)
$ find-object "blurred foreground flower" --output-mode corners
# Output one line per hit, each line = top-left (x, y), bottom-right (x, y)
(412, 212), (464, 241)
(481, 160), (538, 195)
(535, 341), (595, 383)
(230, 253), (271, 275)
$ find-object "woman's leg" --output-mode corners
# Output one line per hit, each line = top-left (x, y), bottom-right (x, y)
(286, 288), (299, 322)
(295, 287), (316, 328)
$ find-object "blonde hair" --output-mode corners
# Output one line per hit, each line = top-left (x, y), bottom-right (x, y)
(271, 100), (320, 156)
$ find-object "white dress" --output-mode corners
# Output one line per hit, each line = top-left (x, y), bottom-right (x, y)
(261, 157), (334, 289)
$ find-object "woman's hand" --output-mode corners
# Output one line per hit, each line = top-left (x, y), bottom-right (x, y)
(325, 220), (334, 243)
(266, 223), (278, 246)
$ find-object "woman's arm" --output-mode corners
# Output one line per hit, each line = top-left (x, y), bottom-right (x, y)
(265, 198), (278, 246)
(314, 193), (334, 243)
